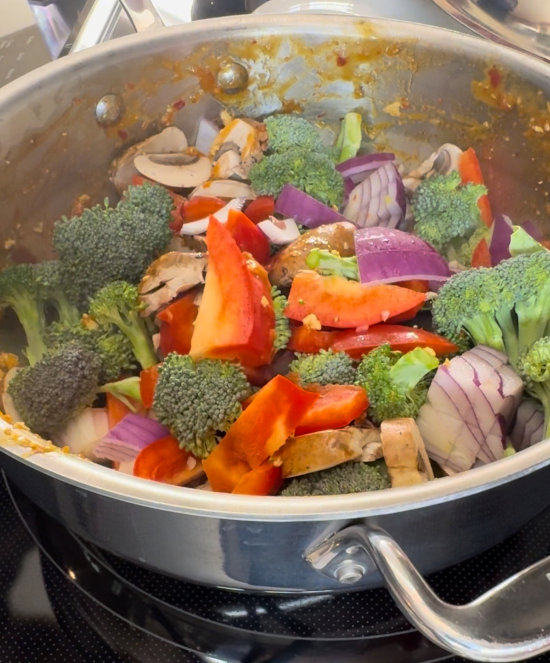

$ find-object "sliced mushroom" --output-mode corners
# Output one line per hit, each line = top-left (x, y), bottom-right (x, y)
(191, 179), (255, 200)
(353, 427), (384, 463)
(110, 126), (188, 193)
(138, 251), (208, 316)
(269, 222), (356, 288)
(211, 149), (248, 181)
(180, 234), (208, 253)
(380, 418), (435, 488)
(134, 153), (212, 189)
(180, 197), (246, 236)
(210, 118), (266, 180)
(276, 427), (378, 479)
(403, 143), (464, 194)
(258, 217), (300, 245)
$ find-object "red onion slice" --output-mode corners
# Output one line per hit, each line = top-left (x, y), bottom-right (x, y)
(94, 413), (170, 463)
(343, 163), (406, 229)
(417, 346), (524, 474)
(510, 400), (545, 451)
(337, 153), (396, 184)
(488, 214), (513, 266)
(275, 184), (351, 228)
(355, 227), (451, 286)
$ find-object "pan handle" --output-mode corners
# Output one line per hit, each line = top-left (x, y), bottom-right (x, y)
(305, 524), (550, 662)
(118, 0), (165, 32)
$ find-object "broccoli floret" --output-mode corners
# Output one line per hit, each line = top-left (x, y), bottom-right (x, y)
(306, 249), (359, 280)
(89, 281), (156, 370)
(265, 115), (325, 154)
(45, 320), (137, 384)
(271, 286), (291, 351)
(517, 337), (550, 439)
(290, 349), (356, 386)
(447, 226), (491, 268)
(355, 344), (439, 424)
(53, 182), (173, 308)
(412, 172), (487, 254)
(431, 267), (511, 354)
(153, 353), (252, 459)
(249, 149), (344, 208)
(0, 264), (48, 366)
(281, 461), (390, 496)
(7, 342), (101, 437)
(98, 376), (142, 411)
(335, 112), (362, 163)
(34, 261), (81, 325)
(433, 251), (550, 368)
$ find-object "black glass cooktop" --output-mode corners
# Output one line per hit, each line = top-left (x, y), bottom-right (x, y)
(2, 471), (550, 663)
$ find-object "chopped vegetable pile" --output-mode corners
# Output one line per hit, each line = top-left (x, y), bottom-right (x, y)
(1, 110), (546, 497)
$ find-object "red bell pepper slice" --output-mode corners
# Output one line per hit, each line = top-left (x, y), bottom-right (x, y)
(285, 272), (426, 329)
(471, 237), (492, 268)
(133, 435), (201, 486)
(106, 393), (132, 429)
(295, 384), (368, 436)
(289, 324), (458, 359)
(232, 460), (283, 496)
(203, 375), (319, 492)
(157, 293), (198, 357)
(459, 148), (493, 228)
(140, 364), (159, 410)
(226, 208), (271, 265)
(183, 196), (225, 222)
(190, 217), (274, 367)
(288, 324), (334, 354)
(332, 325), (458, 358)
(244, 196), (275, 224)
(386, 301), (425, 324)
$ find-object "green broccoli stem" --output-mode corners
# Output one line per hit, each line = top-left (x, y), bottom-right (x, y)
(389, 347), (439, 390)
(116, 312), (157, 370)
(13, 295), (47, 366)
(464, 315), (505, 353)
(516, 299), (550, 353)
(495, 307), (519, 368)
(306, 249), (359, 281)
(54, 295), (81, 326)
(335, 112), (362, 163)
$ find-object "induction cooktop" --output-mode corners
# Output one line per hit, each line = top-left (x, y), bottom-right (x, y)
(2, 470), (550, 663)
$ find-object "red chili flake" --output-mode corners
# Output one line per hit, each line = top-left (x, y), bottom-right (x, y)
(488, 66), (501, 89)
(118, 129), (129, 140)
(336, 55), (347, 67)
(172, 99), (186, 110)
(125, 82), (135, 91)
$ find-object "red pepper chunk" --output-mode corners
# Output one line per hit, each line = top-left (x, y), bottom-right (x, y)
(244, 196), (275, 224)
(226, 208), (271, 265)
(140, 364), (160, 410)
(183, 196), (225, 222)
(295, 384), (368, 436)
(471, 237), (492, 268)
(459, 148), (493, 228)
(232, 461), (283, 496)
(157, 293), (198, 357)
(134, 436), (202, 486)
(190, 217), (274, 367)
(289, 324), (457, 359)
(203, 375), (319, 492)
(286, 271), (426, 329)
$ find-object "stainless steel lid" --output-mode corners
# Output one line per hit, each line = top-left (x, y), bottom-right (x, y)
(432, 0), (550, 62)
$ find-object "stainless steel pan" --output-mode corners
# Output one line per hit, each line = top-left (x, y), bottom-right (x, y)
(1, 15), (550, 660)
